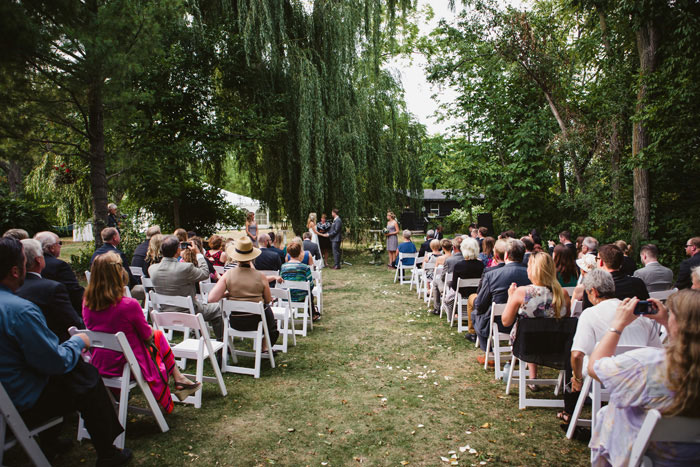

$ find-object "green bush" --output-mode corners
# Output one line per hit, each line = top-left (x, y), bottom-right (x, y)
(70, 242), (95, 276)
(0, 196), (53, 237)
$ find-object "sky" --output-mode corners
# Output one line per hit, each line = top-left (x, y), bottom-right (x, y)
(388, 0), (526, 136)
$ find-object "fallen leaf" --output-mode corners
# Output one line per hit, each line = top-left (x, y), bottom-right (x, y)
(400, 462), (409, 466)
(480, 423), (490, 429)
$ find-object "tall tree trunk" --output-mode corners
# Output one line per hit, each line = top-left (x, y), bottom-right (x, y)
(0, 160), (23, 195)
(88, 79), (108, 247)
(610, 120), (621, 196)
(632, 21), (659, 242)
(173, 198), (181, 228)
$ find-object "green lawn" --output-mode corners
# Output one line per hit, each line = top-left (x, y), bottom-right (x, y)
(8, 248), (590, 466)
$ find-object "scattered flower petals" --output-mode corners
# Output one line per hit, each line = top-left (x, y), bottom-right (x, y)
(417, 424), (424, 428)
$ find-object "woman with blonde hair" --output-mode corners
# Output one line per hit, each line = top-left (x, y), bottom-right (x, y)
(307, 212), (322, 247)
(83, 252), (200, 413)
(245, 212), (258, 246)
(588, 290), (700, 466)
(502, 251), (571, 381)
(385, 211), (400, 269)
(142, 233), (165, 277)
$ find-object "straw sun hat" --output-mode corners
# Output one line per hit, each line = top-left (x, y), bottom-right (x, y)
(225, 236), (261, 262)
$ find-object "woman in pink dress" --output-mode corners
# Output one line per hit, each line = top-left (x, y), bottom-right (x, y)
(83, 252), (200, 413)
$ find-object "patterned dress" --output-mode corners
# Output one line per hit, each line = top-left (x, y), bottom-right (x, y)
(510, 285), (563, 342)
(386, 223), (398, 252)
(590, 346), (700, 466)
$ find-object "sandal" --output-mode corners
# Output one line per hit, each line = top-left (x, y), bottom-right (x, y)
(173, 381), (201, 401)
(557, 411), (572, 425)
(527, 383), (539, 392)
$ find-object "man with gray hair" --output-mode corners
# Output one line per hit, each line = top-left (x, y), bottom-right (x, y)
(17, 239), (83, 342)
(35, 230), (84, 314)
(580, 236), (599, 256)
(565, 268), (662, 418)
(418, 229), (435, 259)
(3, 228), (29, 240)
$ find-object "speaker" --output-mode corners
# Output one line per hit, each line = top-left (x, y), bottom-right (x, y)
(477, 213), (494, 236)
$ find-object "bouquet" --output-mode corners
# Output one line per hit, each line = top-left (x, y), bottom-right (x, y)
(368, 242), (385, 264)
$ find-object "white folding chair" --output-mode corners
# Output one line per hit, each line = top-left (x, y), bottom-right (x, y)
(258, 270), (280, 278)
(566, 345), (644, 440)
(198, 281), (216, 305)
(570, 299), (583, 318)
(629, 409), (700, 467)
(394, 252), (418, 285)
(149, 292), (199, 368)
(123, 286), (132, 298)
(419, 259), (436, 300)
(150, 312), (227, 408)
(213, 265), (226, 275)
(426, 265), (443, 306)
(563, 286), (576, 296)
(1, 382), (62, 467)
(483, 303), (511, 378)
(504, 318), (578, 410)
(140, 277), (155, 320)
(409, 256), (424, 291)
(649, 288), (678, 302)
(85, 270), (91, 283)
(270, 288), (297, 352)
(220, 300), (275, 378)
(68, 327), (168, 449)
(311, 270), (323, 315)
(279, 280), (313, 336)
(450, 278), (481, 332)
(439, 272), (454, 319)
(129, 266), (144, 278)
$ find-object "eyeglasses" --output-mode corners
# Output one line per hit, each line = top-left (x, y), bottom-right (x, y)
(55, 241), (63, 246)
(686, 244), (693, 248)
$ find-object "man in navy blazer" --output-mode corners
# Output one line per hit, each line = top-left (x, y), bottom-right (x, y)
(91, 227), (137, 288)
(472, 239), (531, 351)
(35, 230), (85, 314)
(328, 208), (343, 269)
(675, 237), (700, 289)
(17, 239), (83, 341)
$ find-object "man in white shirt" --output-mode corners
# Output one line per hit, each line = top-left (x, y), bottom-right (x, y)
(570, 269), (662, 393)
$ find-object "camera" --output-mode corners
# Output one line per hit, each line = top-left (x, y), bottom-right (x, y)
(633, 300), (657, 315)
(179, 242), (190, 250)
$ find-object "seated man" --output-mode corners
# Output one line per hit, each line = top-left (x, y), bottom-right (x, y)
(394, 230), (418, 267)
(255, 233), (283, 287)
(464, 238), (507, 342)
(675, 237), (700, 289)
(565, 268), (662, 420)
(472, 238), (531, 356)
(581, 244), (649, 310)
(149, 235), (223, 339)
(418, 230), (435, 258)
(633, 244), (673, 292)
(302, 232), (322, 262)
(0, 237), (130, 465)
(16, 239), (83, 342)
(35, 231), (84, 315)
(91, 227), (144, 301)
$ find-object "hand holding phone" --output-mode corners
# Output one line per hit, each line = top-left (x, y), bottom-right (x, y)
(633, 300), (658, 315)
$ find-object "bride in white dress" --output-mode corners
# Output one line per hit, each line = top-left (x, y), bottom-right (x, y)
(307, 213), (322, 267)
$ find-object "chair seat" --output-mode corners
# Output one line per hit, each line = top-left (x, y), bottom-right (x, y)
(102, 377), (137, 391)
(172, 338), (224, 358)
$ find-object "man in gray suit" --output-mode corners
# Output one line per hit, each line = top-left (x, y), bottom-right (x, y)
(328, 208), (343, 269)
(633, 244), (673, 292)
(149, 235), (223, 339)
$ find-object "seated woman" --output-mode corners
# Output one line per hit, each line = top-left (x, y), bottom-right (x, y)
(83, 252), (200, 413)
(142, 233), (164, 277)
(394, 230), (417, 267)
(207, 237), (279, 351)
(430, 239), (454, 314)
(423, 239), (443, 283)
(205, 234), (227, 268)
(502, 251), (571, 383)
(478, 236), (495, 267)
(444, 237), (484, 319)
(285, 237), (314, 267)
(281, 241), (319, 321)
(553, 244), (578, 287)
(588, 290), (700, 466)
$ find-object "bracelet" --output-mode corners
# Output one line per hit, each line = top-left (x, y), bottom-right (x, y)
(573, 375), (583, 383)
(608, 327), (622, 335)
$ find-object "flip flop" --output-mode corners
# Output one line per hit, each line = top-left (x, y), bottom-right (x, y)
(557, 411), (572, 425)
(173, 381), (201, 401)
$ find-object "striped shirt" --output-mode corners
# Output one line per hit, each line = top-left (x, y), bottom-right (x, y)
(280, 261), (314, 302)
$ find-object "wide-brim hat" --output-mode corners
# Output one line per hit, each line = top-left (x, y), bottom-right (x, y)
(226, 236), (261, 262)
(576, 253), (598, 273)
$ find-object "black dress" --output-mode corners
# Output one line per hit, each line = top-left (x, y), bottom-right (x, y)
(317, 221), (332, 252)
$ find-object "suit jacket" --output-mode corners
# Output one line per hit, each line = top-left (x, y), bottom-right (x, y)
(328, 216), (343, 243)
(303, 240), (322, 260)
(149, 256), (209, 313)
(444, 252), (464, 275)
(675, 253), (700, 290)
(634, 262), (674, 292)
(16, 273), (83, 342)
(130, 240), (149, 269)
(474, 262), (531, 315)
(418, 239), (433, 258)
(254, 248), (283, 272)
(42, 253), (84, 314)
(91, 243), (136, 288)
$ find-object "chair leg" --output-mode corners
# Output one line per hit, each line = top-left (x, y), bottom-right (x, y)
(253, 330), (262, 379)
(566, 377), (592, 439)
(592, 381), (602, 429)
(493, 333), (501, 380)
(518, 358), (526, 410)
(194, 354), (204, 408)
(208, 347), (227, 397)
(505, 355), (517, 394)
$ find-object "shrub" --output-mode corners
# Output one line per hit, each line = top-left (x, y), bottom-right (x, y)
(0, 196), (53, 237)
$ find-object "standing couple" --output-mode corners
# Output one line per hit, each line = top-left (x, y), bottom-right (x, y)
(307, 209), (343, 269)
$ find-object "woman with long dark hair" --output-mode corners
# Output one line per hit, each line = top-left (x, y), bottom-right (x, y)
(553, 244), (578, 287)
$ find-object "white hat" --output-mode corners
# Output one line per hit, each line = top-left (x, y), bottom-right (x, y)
(576, 253), (598, 273)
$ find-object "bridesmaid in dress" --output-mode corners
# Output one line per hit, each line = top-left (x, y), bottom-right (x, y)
(245, 212), (258, 246)
(386, 211), (400, 269)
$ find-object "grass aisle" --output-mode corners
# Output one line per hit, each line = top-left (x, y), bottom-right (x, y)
(50, 253), (589, 466)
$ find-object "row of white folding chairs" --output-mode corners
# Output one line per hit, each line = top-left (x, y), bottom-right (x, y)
(449, 277), (481, 333)
(394, 252), (418, 284)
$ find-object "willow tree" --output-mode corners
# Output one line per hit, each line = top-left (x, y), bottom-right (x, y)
(201, 0), (424, 233)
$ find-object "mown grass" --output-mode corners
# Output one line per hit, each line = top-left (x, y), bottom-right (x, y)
(8, 248), (590, 466)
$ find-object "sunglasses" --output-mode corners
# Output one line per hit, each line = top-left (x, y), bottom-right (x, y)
(55, 241), (63, 246)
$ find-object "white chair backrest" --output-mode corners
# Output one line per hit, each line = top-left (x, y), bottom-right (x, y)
(129, 266), (144, 277)
(563, 286), (576, 296)
(455, 277), (480, 290)
(213, 265), (226, 275)
(570, 299), (583, 318)
(270, 287), (292, 303)
(123, 286), (132, 298)
(85, 270), (91, 283)
(150, 291), (196, 314)
(151, 311), (208, 338)
(491, 302), (507, 318)
(629, 409), (700, 467)
(398, 252), (418, 266)
(649, 288), (678, 302)
(258, 270), (280, 277)
(141, 277), (154, 289)
(444, 272), (454, 289)
(311, 270), (322, 286)
(280, 280), (311, 293)
(199, 281), (217, 303)
(414, 256), (424, 266)
(220, 299), (265, 317)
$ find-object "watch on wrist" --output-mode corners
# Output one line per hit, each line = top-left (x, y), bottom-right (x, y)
(608, 327), (622, 335)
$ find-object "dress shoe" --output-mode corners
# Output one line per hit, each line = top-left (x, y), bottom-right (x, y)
(332, 266), (341, 270)
(96, 447), (132, 467)
(464, 333), (477, 343)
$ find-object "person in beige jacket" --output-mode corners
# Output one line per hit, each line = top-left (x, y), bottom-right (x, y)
(149, 235), (223, 339)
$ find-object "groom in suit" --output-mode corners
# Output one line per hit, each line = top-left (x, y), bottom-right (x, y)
(328, 208), (343, 269)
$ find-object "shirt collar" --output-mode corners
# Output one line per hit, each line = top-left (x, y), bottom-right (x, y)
(27, 272), (42, 278)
